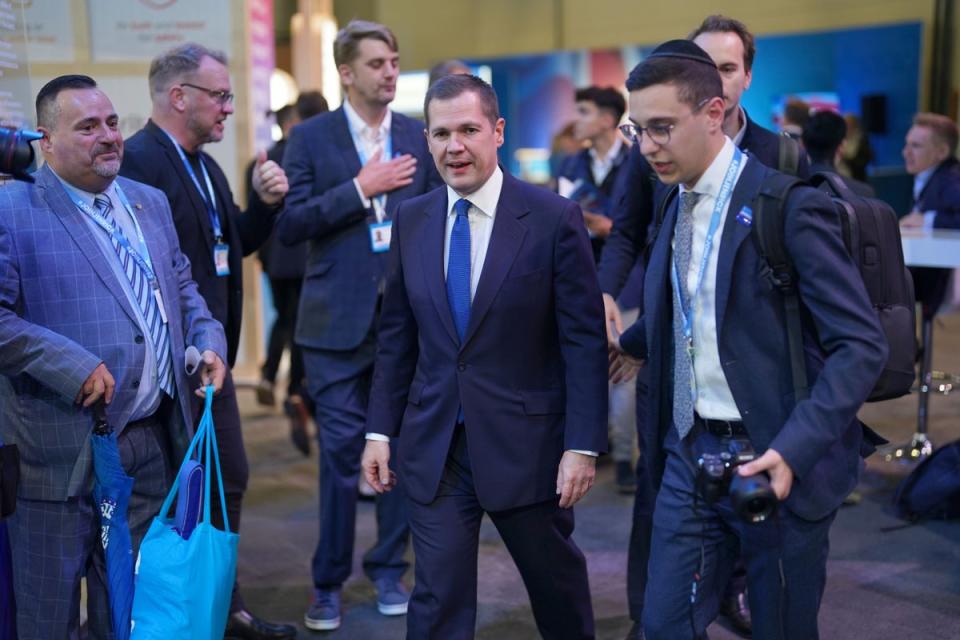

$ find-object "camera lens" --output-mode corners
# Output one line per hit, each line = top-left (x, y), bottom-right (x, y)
(730, 473), (777, 523)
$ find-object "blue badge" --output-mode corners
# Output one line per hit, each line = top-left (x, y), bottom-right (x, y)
(735, 206), (753, 227)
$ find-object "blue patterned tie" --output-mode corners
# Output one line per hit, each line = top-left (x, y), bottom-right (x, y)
(672, 191), (699, 439)
(446, 198), (472, 341)
(95, 194), (175, 397)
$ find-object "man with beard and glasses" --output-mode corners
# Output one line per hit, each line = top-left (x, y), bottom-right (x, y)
(0, 74), (227, 639)
(277, 19), (441, 632)
(120, 44), (294, 640)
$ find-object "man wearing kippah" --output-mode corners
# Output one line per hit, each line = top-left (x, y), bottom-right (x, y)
(611, 40), (885, 639)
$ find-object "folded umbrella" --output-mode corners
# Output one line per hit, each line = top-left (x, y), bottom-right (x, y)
(91, 407), (135, 640)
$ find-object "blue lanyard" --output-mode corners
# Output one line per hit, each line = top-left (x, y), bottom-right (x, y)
(671, 147), (744, 345)
(73, 184), (159, 287)
(162, 130), (224, 241)
(345, 111), (393, 221)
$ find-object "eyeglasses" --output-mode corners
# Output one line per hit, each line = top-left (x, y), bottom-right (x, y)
(619, 97), (712, 146)
(180, 83), (234, 106)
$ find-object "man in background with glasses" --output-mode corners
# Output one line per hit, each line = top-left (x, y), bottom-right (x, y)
(610, 39), (884, 639)
(120, 43), (294, 640)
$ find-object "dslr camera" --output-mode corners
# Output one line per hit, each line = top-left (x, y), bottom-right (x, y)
(696, 439), (777, 523)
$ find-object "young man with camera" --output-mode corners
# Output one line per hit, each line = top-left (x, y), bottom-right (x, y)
(610, 40), (886, 639)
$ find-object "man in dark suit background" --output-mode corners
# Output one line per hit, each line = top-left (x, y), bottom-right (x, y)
(276, 20), (441, 631)
(803, 110), (876, 197)
(362, 74), (608, 640)
(601, 17), (810, 637)
(247, 93), (330, 456)
(899, 112), (960, 313)
(1, 75), (226, 639)
(119, 43), (294, 640)
(610, 40), (886, 639)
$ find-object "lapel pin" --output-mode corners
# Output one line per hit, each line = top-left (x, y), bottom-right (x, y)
(735, 206), (752, 227)
(135, 203), (143, 210)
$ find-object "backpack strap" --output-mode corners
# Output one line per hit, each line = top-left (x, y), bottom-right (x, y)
(778, 134), (802, 177)
(754, 173), (809, 401)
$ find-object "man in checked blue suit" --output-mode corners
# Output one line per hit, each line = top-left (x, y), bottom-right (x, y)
(609, 42), (886, 639)
(362, 74), (609, 639)
(276, 20), (442, 631)
(0, 75), (227, 639)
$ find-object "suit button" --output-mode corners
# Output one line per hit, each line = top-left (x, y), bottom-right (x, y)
(458, 362), (466, 371)
(132, 380), (140, 389)
(134, 335), (144, 344)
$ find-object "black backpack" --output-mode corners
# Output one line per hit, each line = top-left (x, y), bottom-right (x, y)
(893, 439), (960, 521)
(754, 171), (917, 402)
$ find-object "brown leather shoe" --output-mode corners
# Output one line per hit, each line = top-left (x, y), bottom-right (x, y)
(284, 394), (311, 456)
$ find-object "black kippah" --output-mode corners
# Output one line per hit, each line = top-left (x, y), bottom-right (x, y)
(647, 39), (716, 67)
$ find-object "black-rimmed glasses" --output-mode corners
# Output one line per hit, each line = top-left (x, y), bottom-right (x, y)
(180, 83), (234, 106)
(619, 97), (712, 146)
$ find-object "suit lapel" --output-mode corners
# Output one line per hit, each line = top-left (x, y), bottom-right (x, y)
(645, 196), (677, 350)
(420, 190), (459, 345)
(714, 158), (766, 339)
(147, 121), (217, 254)
(461, 174), (527, 350)
(36, 166), (139, 325)
(333, 108), (363, 183)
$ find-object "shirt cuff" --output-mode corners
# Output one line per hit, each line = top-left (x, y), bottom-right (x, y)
(366, 432), (390, 443)
(353, 178), (372, 209)
(923, 210), (937, 230)
(568, 449), (598, 457)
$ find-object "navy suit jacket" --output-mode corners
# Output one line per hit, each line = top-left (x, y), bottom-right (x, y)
(598, 112), (808, 302)
(277, 107), (442, 351)
(120, 119), (276, 366)
(366, 173), (609, 512)
(0, 166), (226, 500)
(916, 156), (960, 229)
(619, 157), (887, 521)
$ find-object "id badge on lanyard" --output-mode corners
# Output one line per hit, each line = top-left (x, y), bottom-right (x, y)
(368, 220), (392, 253)
(214, 240), (230, 275)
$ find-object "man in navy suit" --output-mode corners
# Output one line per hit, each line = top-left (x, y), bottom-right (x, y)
(610, 41), (886, 639)
(120, 43), (294, 640)
(601, 17), (810, 638)
(362, 74), (608, 640)
(0, 75), (226, 639)
(276, 20), (442, 631)
(899, 112), (960, 313)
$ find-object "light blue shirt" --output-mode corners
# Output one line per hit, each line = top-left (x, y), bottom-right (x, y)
(54, 172), (166, 420)
(913, 166), (939, 230)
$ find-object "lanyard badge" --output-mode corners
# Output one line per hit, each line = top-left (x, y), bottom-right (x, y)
(368, 221), (392, 253)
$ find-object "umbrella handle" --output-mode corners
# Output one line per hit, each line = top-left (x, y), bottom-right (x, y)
(92, 401), (111, 436)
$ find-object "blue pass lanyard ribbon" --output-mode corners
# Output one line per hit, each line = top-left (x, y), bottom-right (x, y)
(671, 147), (744, 347)
(346, 118), (392, 222)
(162, 129), (224, 241)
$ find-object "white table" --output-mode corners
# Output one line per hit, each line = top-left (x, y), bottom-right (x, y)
(885, 228), (960, 461)
(900, 228), (960, 268)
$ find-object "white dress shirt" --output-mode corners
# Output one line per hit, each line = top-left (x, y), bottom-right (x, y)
(343, 96), (393, 221)
(676, 137), (746, 420)
(589, 137), (624, 186)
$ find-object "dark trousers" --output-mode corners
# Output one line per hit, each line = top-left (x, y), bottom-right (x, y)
(7, 417), (170, 639)
(407, 427), (595, 640)
(626, 368), (654, 623)
(303, 340), (410, 588)
(193, 371), (250, 613)
(262, 277), (305, 397)
(642, 426), (834, 640)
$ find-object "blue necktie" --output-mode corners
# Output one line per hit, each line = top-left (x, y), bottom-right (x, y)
(447, 198), (472, 341)
(672, 191), (699, 439)
(95, 194), (175, 397)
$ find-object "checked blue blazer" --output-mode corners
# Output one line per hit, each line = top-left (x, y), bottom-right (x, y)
(0, 165), (227, 501)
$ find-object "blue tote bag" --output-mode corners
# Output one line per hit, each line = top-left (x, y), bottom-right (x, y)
(130, 387), (238, 638)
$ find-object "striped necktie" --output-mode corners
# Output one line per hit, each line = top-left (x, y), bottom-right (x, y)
(94, 194), (175, 397)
